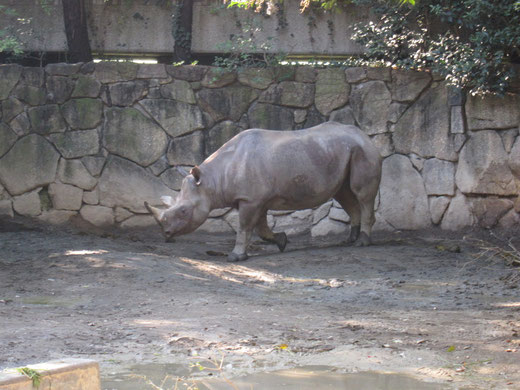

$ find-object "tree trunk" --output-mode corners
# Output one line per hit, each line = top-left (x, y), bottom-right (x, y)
(62, 0), (93, 63)
(173, 0), (193, 63)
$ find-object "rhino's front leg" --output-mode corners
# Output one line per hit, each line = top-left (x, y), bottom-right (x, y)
(227, 202), (261, 262)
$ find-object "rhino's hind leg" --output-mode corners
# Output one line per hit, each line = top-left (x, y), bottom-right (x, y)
(255, 212), (287, 252)
(228, 202), (262, 262)
(334, 188), (362, 245)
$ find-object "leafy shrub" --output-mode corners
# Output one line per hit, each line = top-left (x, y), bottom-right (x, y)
(351, 0), (520, 95)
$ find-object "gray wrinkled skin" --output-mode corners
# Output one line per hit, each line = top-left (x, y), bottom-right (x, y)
(146, 122), (382, 262)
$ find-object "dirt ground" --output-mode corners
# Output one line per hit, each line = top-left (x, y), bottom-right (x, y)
(0, 218), (519, 389)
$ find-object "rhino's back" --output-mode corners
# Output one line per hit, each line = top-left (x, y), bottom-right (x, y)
(205, 122), (372, 209)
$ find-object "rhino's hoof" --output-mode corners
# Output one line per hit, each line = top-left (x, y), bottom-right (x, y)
(227, 252), (249, 262)
(345, 225), (361, 245)
(353, 232), (371, 247)
(274, 232), (288, 252)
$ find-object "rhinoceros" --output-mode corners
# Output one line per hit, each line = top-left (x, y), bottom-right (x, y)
(145, 121), (382, 262)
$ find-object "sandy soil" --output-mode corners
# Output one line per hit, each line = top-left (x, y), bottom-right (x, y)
(0, 218), (519, 389)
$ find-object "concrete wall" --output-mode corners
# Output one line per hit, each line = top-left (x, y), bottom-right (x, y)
(1, 0), (366, 56)
(0, 63), (519, 235)
(1, 0), (175, 54)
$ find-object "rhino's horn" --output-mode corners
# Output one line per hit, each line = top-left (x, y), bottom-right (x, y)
(176, 166), (189, 177)
(144, 201), (162, 222)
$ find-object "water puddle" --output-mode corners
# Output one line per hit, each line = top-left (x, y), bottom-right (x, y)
(102, 364), (447, 390)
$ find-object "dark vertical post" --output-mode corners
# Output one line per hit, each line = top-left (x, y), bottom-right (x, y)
(172, 0), (193, 63)
(62, 0), (93, 63)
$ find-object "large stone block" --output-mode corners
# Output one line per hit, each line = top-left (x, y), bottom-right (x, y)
(391, 69), (431, 102)
(509, 136), (520, 178)
(38, 210), (77, 225)
(238, 68), (275, 89)
(120, 214), (158, 229)
(329, 106), (356, 126)
(456, 131), (517, 195)
(81, 156), (106, 177)
(13, 84), (46, 106)
(166, 65), (207, 81)
(393, 83), (458, 161)
(160, 80), (196, 104)
(2, 97), (24, 123)
(13, 189), (42, 216)
(350, 81), (391, 135)
(28, 105), (67, 135)
(0, 200), (13, 218)
(46, 76), (75, 104)
(329, 207), (350, 223)
(0, 124), (17, 158)
(49, 129), (100, 158)
(137, 64), (168, 79)
(98, 156), (177, 213)
(201, 68), (236, 88)
(248, 103), (294, 130)
(273, 209), (313, 236)
(197, 218), (234, 234)
(104, 107), (167, 167)
(466, 94), (520, 130)
(167, 131), (204, 166)
(94, 62), (138, 83)
(429, 196), (451, 225)
(21, 67), (44, 87)
(80, 205), (114, 227)
(140, 99), (205, 138)
(109, 81), (147, 106)
(61, 98), (103, 130)
(378, 154), (431, 229)
(72, 75), (102, 98)
(259, 82), (314, 108)
(345, 67), (366, 83)
(46, 63), (82, 76)
(160, 167), (184, 191)
(303, 107), (326, 128)
(440, 192), (474, 230)
(58, 158), (97, 190)
(49, 182), (83, 211)
(471, 198), (514, 228)
(314, 69), (350, 115)
(311, 217), (348, 237)
(370, 133), (393, 158)
(0, 64), (22, 100)
(422, 158), (455, 196)
(9, 113), (31, 136)
(205, 121), (242, 157)
(197, 86), (258, 122)
(312, 201), (332, 224)
(0, 134), (59, 196)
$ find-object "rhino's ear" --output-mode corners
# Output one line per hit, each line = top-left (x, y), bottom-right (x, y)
(160, 196), (175, 207)
(190, 166), (202, 186)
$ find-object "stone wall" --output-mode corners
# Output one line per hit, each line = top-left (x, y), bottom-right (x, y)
(0, 62), (519, 236)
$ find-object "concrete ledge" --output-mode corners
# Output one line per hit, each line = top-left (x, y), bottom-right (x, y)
(0, 359), (100, 390)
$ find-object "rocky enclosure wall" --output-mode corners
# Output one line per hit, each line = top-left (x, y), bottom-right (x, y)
(0, 62), (519, 237)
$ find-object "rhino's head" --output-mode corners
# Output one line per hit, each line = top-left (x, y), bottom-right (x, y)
(145, 166), (210, 241)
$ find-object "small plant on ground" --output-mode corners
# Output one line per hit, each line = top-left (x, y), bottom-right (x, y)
(17, 367), (42, 388)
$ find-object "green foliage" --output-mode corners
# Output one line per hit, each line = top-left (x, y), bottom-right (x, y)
(0, 6), (23, 55)
(351, 0), (520, 95)
(17, 367), (42, 388)
(213, 17), (286, 70)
